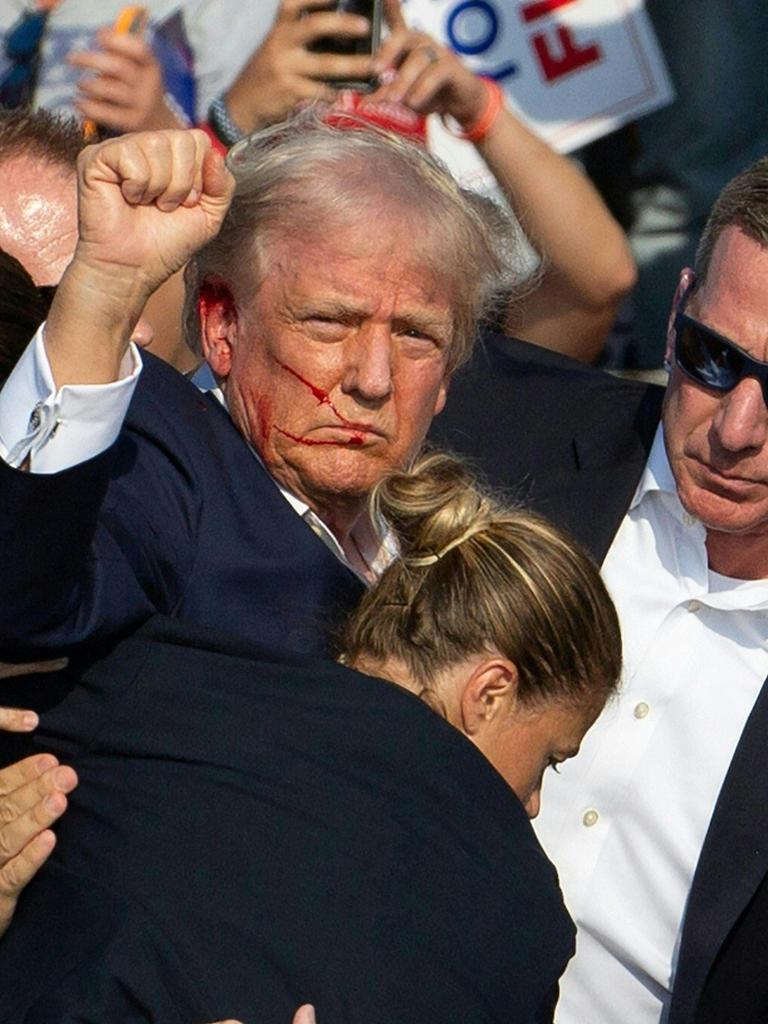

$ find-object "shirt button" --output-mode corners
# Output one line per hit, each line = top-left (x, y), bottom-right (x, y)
(688, 599), (702, 612)
(634, 701), (650, 719)
(582, 809), (599, 828)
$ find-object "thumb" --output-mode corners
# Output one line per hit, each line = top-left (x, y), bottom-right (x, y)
(201, 146), (236, 206)
(293, 1006), (317, 1024)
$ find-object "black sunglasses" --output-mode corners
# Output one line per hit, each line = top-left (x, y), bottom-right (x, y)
(674, 312), (768, 405)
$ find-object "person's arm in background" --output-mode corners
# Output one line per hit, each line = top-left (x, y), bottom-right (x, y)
(372, 1), (636, 362)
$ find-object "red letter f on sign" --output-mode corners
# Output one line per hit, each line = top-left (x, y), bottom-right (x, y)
(532, 24), (602, 81)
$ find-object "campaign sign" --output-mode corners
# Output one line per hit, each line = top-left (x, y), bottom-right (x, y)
(403, 0), (674, 153)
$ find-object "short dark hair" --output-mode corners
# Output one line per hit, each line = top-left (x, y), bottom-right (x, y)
(0, 248), (54, 385)
(695, 157), (768, 286)
(0, 107), (84, 168)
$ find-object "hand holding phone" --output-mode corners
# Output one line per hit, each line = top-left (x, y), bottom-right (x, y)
(222, 0), (380, 135)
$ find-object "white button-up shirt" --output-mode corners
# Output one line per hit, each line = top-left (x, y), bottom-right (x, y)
(535, 427), (768, 1024)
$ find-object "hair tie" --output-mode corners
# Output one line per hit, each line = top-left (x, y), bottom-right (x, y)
(407, 522), (485, 567)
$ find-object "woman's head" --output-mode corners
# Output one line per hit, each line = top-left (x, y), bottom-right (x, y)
(343, 451), (622, 815)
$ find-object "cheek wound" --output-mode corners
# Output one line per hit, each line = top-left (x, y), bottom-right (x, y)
(274, 360), (366, 441)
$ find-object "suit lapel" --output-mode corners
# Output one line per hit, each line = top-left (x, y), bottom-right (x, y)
(668, 674), (768, 1024)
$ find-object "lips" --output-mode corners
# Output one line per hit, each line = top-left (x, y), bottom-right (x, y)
(696, 461), (763, 492)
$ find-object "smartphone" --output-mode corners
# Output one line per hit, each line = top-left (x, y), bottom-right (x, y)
(308, 0), (382, 91)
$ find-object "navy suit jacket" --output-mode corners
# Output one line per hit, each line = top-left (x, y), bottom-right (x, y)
(435, 332), (768, 1024)
(0, 620), (575, 1024)
(0, 351), (364, 664)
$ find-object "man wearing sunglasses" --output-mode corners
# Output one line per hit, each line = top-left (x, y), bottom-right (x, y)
(518, 158), (768, 1024)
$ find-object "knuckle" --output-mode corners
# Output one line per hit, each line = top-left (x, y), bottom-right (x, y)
(0, 829), (13, 861)
(0, 798), (18, 826)
(0, 859), (23, 893)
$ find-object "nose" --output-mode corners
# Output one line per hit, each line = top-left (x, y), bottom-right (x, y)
(130, 315), (155, 349)
(524, 789), (541, 819)
(712, 377), (768, 453)
(341, 327), (393, 403)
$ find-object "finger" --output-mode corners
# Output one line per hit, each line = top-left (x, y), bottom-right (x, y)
(199, 144), (236, 209)
(300, 52), (376, 82)
(0, 831), (55, 913)
(154, 130), (204, 211)
(0, 781), (72, 864)
(398, 61), (453, 112)
(0, 658), (68, 680)
(68, 49), (140, 81)
(0, 764), (77, 828)
(371, 26), (418, 74)
(0, 707), (39, 733)
(295, 11), (372, 45)
(293, 1006), (317, 1024)
(0, 754), (59, 798)
(74, 97), (137, 131)
(77, 75), (137, 109)
(279, 0), (336, 20)
(94, 29), (155, 64)
(382, 0), (407, 31)
(374, 46), (443, 104)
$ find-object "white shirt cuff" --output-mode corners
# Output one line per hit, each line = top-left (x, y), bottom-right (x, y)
(0, 325), (142, 474)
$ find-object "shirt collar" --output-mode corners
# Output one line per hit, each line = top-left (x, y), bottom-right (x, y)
(629, 425), (678, 510)
(630, 424), (768, 608)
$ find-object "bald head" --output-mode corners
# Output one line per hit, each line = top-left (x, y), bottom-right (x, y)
(0, 109), (82, 286)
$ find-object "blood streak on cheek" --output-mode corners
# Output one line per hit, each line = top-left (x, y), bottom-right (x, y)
(275, 360), (366, 435)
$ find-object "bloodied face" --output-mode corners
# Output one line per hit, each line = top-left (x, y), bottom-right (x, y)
(201, 220), (454, 517)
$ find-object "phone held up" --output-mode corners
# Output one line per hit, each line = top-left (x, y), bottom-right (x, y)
(308, 0), (383, 92)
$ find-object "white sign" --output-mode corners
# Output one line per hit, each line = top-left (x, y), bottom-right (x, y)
(403, 0), (674, 153)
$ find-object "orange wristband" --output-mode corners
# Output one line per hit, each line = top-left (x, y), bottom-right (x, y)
(455, 77), (504, 144)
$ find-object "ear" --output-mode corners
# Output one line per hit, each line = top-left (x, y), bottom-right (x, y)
(198, 276), (239, 380)
(460, 658), (519, 738)
(665, 267), (696, 368)
(432, 374), (451, 418)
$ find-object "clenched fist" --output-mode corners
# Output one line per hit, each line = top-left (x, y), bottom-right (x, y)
(46, 129), (235, 388)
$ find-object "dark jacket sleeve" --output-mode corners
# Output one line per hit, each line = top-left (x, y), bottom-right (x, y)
(0, 417), (200, 659)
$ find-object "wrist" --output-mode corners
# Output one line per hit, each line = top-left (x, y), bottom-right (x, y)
(59, 253), (151, 329)
(444, 77), (504, 145)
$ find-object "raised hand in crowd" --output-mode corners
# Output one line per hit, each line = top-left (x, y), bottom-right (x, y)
(47, 128), (234, 388)
(0, 741), (78, 938)
(223, 0), (375, 136)
(369, 0), (636, 361)
(68, 27), (186, 135)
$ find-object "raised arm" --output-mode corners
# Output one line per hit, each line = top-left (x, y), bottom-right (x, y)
(371, 0), (636, 361)
(0, 131), (234, 653)
(46, 129), (233, 388)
